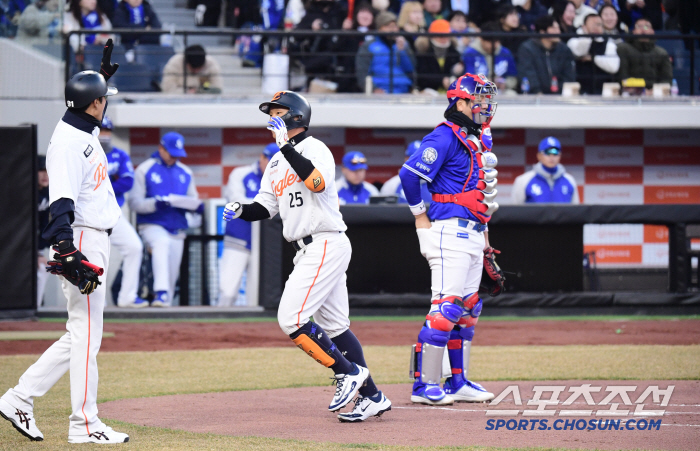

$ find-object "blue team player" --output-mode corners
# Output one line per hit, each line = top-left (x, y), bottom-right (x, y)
(400, 73), (505, 406)
(511, 136), (580, 204)
(336, 151), (379, 205)
(380, 140), (432, 204)
(219, 143), (279, 307)
(99, 116), (147, 308)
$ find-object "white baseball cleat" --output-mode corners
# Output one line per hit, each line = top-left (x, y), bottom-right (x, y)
(68, 426), (129, 444)
(447, 380), (495, 403)
(0, 398), (43, 441)
(411, 384), (454, 406)
(328, 363), (369, 412)
(337, 392), (392, 422)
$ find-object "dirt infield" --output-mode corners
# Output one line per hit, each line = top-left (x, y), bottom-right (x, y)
(99, 380), (699, 450)
(0, 319), (698, 355)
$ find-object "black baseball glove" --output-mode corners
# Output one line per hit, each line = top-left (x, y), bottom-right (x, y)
(46, 241), (101, 295)
(483, 246), (505, 297)
(100, 39), (119, 81)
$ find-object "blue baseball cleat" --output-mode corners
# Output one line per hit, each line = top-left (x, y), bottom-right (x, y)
(411, 383), (454, 406)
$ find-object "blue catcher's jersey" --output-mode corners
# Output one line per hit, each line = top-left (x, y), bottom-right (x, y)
(402, 125), (481, 223)
(224, 163), (263, 250)
(106, 147), (135, 207)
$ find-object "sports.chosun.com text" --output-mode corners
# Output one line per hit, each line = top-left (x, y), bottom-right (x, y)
(485, 418), (662, 431)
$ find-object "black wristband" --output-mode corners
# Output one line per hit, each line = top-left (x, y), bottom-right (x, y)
(240, 202), (271, 222)
(280, 144), (315, 181)
(57, 240), (75, 253)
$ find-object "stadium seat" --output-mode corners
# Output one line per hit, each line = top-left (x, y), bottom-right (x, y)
(134, 45), (175, 84)
(82, 44), (127, 72)
(110, 62), (157, 92)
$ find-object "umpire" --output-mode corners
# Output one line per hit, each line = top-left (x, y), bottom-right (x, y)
(0, 41), (129, 444)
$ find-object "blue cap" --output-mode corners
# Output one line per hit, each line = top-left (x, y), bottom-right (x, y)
(101, 115), (113, 130)
(262, 143), (279, 159)
(405, 140), (421, 157)
(538, 136), (561, 155)
(342, 151), (368, 171)
(160, 132), (187, 158)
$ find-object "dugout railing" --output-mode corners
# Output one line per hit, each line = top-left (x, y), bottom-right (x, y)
(63, 29), (700, 96)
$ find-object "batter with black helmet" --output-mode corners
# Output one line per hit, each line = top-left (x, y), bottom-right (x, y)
(222, 91), (392, 422)
(0, 41), (129, 444)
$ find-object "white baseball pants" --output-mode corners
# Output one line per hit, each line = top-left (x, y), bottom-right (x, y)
(277, 232), (351, 338)
(416, 218), (486, 300)
(139, 224), (184, 306)
(109, 214), (143, 306)
(3, 227), (110, 436)
(218, 244), (249, 307)
(37, 248), (50, 307)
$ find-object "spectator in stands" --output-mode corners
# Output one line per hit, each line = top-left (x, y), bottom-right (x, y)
(619, 0), (662, 30)
(600, 4), (627, 40)
(36, 155), (50, 307)
(571, 0), (597, 27)
(63, 0), (112, 52)
(380, 141), (432, 203)
(337, 151), (379, 204)
(513, 0), (547, 31)
(423, 0), (449, 27)
(497, 5), (527, 56)
(17, 0), (60, 42)
(567, 13), (620, 93)
(511, 136), (580, 204)
(553, 0), (577, 40)
(129, 132), (203, 307)
(398, 1), (426, 35)
(225, 0), (262, 29)
(517, 15), (576, 93)
(112, 0), (162, 46)
(336, 2), (375, 92)
(449, 10), (478, 54)
(97, 0), (114, 21)
(373, 0), (391, 13)
(0, 0), (26, 37)
(415, 19), (463, 91)
(356, 11), (416, 93)
(464, 21), (518, 93)
(586, 0), (620, 11)
(162, 44), (224, 93)
(616, 16), (672, 88)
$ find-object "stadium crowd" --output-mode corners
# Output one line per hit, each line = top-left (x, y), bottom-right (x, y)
(2, 0), (696, 94)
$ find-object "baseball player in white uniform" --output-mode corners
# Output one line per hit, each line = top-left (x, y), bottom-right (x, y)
(0, 41), (129, 444)
(219, 143), (279, 306)
(223, 91), (391, 422)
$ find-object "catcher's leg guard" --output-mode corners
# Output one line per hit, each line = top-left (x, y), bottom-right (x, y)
(289, 322), (353, 374)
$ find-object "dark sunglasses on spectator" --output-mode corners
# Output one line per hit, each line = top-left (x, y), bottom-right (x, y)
(542, 148), (561, 156)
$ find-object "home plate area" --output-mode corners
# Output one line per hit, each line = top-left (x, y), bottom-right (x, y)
(99, 380), (700, 450)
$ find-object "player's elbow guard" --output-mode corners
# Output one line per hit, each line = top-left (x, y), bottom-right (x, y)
(304, 168), (325, 193)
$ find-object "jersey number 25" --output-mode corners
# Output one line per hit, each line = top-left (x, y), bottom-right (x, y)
(289, 191), (303, 208)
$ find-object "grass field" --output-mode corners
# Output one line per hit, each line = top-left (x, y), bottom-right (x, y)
(1, 341), (698, 451)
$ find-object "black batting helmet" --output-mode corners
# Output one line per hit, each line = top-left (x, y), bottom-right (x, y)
(65, 70), (118, 109)
(259, 91), (311, 130)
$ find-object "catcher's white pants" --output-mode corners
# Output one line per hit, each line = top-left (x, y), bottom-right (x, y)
(2, 227), (110, 436)
(139, 224), (184, 306)
(110, 214), (143, 306)
(416, 218), (485, 300)
(277, 232), (351, 337)
(218, 244), (249, 307)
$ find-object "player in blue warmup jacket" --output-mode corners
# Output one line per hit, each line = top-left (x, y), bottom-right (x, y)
(100, 116), (147, 308)
(336, 151), (379, 204)
(129, 132), (202, 307)
(400, 73), (506, 406)
(219, 143), (279, 306)
(380, 141), (432, 204)
(511, 136), (580, 204)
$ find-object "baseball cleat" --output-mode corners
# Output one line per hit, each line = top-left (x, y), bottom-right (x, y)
(411, 384), (454, 406)
(0, 398), (43, 441)
(151, 291), (168, 307)
(68, 426), (129, 444)
(328, 363), (369, 412)
(444, 379), (494, 402)
(119, 297), (149, 308)
(337, 392), (392, 422)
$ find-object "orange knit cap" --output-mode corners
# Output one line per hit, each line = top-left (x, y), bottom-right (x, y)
(428, 19), (451, 34)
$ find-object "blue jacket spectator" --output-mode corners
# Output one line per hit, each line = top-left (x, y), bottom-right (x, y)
(112, 0), (161, 46)
(515, 0), (548, 31)
(511, 136), (580, 204)
(356, 11), (416, 93)
(463, 21), (518, 93)
(0, 0), (26, 37)
(336, 151), (379, 205)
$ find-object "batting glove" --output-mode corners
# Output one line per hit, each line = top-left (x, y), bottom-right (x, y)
(267, 117), (289, 149)
(100, 39), (119, 81)
(223, 202), (242, 221)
